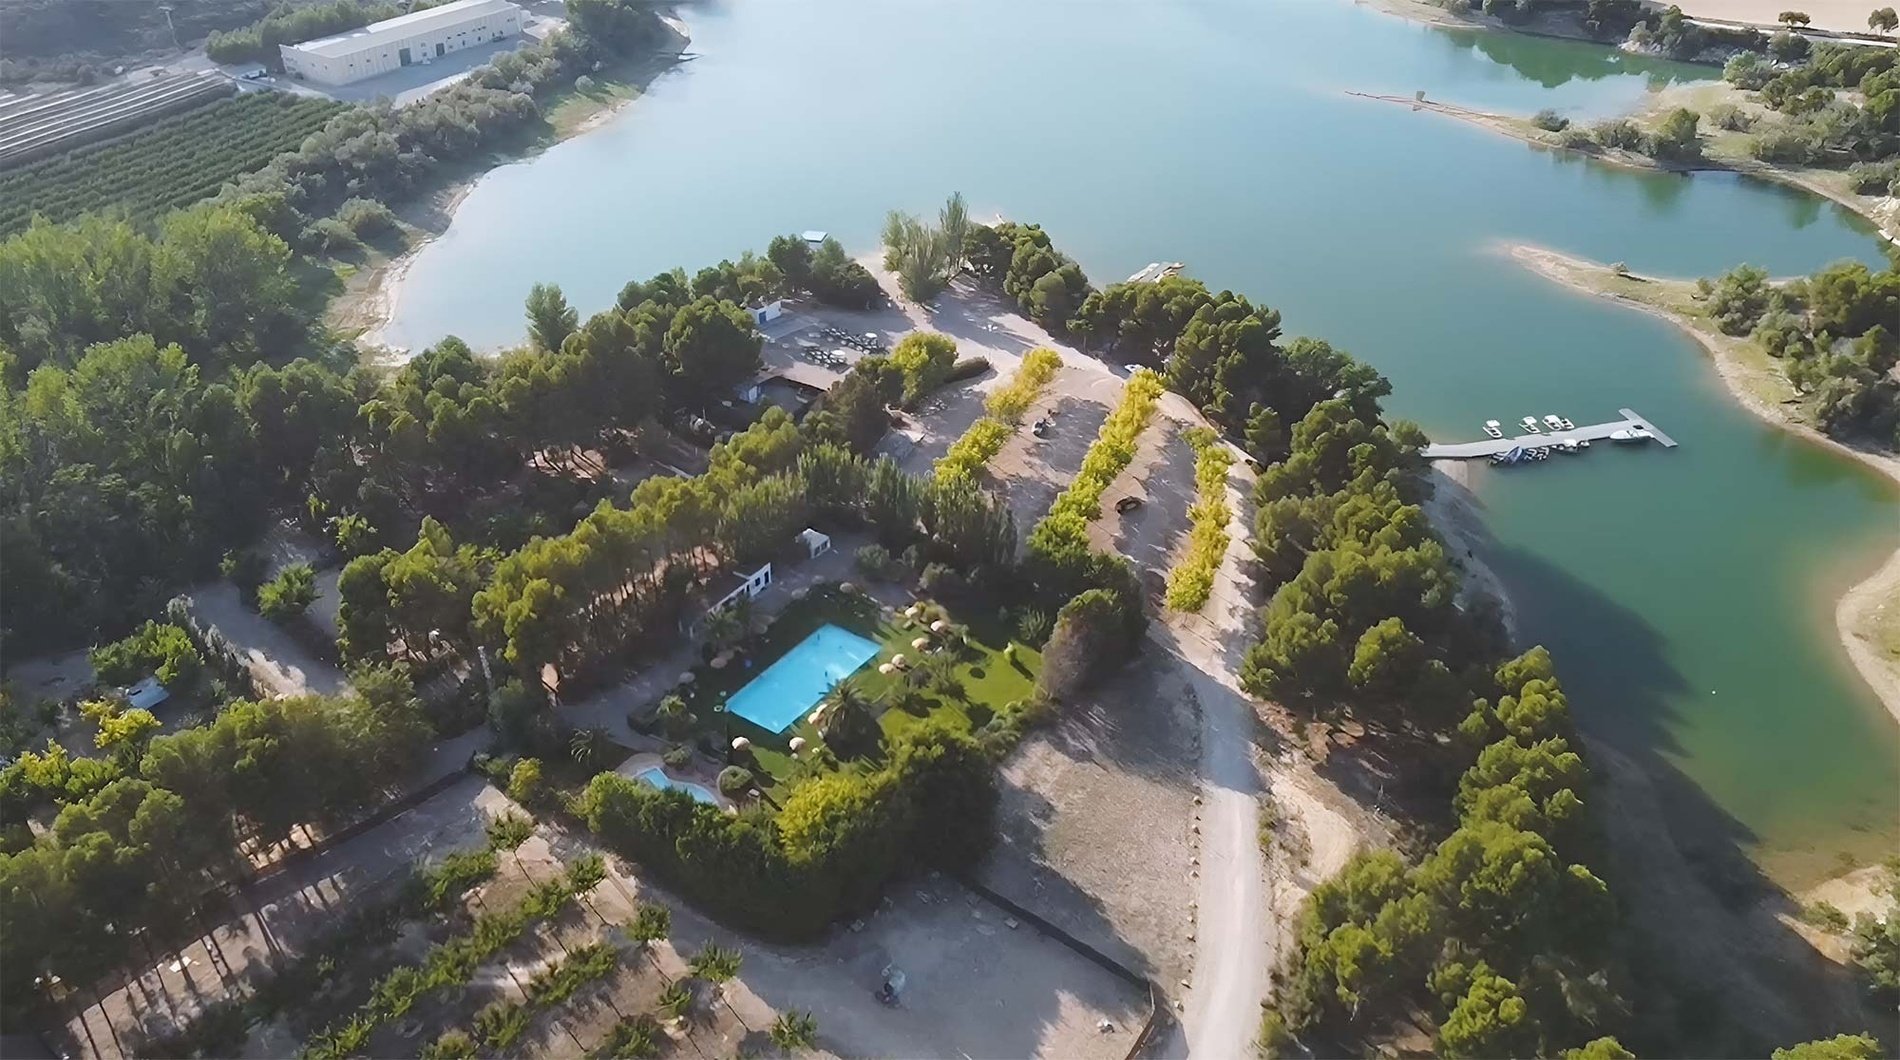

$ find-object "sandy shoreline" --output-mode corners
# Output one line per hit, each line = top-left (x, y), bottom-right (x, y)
(1422, 459), (1520, 644)
(1507, 241), (1900, 727)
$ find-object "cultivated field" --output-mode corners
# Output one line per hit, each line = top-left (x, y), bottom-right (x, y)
(0, 91), (344, 234)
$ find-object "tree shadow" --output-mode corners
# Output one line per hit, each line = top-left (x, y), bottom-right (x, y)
(1404, 491), (1884, 1052)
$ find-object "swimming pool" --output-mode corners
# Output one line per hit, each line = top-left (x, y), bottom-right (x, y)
(725, 623), (882, 733)
(635, 766), (720, 805)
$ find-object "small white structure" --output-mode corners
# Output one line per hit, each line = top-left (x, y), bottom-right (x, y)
(709, 563), (773, 613)
(797, 528), (832, 559)
(747, 299), (784, 327)
(280, 0), (523, 87)
(801, 230), (828, 246)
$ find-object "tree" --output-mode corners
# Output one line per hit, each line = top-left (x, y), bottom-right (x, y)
(816, 680), (880, 758)
(1773, 1035), (1884, 1060)
(1872, 7), (1899, 33)
(258, 563), (317, 621)
(1438, 972), (1541, 1059)
(888, 331), (958, 403)
(1778, 8), (1812, 25)
(887, 720), (997, 870)
(1036, 588), (1129, 701)
(769, 1011), (818, 1052)
(1649, 107), (1701, 160)
(665, 296), (762, 403)
(525, 282), (579, 353)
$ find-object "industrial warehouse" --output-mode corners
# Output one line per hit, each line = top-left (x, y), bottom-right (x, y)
(278, 0), (524, 87)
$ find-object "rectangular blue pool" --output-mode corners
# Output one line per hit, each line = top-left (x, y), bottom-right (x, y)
(726, 623), (882, 734)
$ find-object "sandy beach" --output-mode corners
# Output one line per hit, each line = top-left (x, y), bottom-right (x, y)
(1507, 242), (1900, 728)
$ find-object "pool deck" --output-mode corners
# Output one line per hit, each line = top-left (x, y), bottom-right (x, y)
(1421, 407), (1678, 459)
(616, 752), (734, 810)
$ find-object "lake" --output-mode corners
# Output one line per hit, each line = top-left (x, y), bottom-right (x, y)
(381, 0), (1900, 884)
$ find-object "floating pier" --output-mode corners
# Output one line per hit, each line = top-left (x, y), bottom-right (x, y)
(1421, 408), (1677, 460)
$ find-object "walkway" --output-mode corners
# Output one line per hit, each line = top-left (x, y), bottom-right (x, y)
(1421, 407), (1677, 459)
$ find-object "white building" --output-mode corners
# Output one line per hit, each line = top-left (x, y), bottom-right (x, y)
(280, 0), (523, 87)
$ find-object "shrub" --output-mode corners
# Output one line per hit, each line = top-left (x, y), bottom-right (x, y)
(919, 562), (966, 597)
(257, 563), (317, 621)
(1590, 118), (1645, 150)
(1015, 608), (1053, 646)
(1530, 108), (1570, 132)
(574, 74), (598, 92)
(656, 694), (693, 739)
(1846, 160), (1900, 195)
(1750, 125), (1821, 162)
(89, 621), (204, 689)
(507, 758), (544, 805)
(1706, 102), (1752, 131)
(890, 331), (959, 404)
(1164, 431), (1235, 612)
(855, 543), (899, 579)
(305, 216), (359, 252)
(662, 745), (692, 768)
(220, 548), (268, 596)
(336, 197), (396, 237)
(717, 765), (754, 795)
(943, 356), (991, 384)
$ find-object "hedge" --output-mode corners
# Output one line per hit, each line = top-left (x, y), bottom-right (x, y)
(1163, 427), (1234, 612)
(934, 347), (1064, 482)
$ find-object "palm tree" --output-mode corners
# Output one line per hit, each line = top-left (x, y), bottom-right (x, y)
(769, 1010), (818, 1053)
(817, 678), (879, 757)
(568, 726), (607, 766)
(690, 943), (744, 1024)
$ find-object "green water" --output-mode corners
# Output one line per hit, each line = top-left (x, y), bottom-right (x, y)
(383, 0), (1900, 883)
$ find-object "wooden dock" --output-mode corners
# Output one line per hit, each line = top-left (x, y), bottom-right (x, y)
(1421, 408), (1677, 459)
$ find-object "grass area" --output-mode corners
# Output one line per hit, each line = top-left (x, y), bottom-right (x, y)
(646, 584), (1041, 790)
(541, 55), (650, 141)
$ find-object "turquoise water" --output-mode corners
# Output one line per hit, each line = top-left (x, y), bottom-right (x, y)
(381, 0), (1900, 882)
(726, 623), (882, 734)
(636, 766), (720, 805)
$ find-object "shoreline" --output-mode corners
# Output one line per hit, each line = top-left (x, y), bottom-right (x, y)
(1422, 459), (1521, 644)
(1505, 241), (1900, 728)
(332, 16), (693, 354)
(1343, 89), (1900, 243)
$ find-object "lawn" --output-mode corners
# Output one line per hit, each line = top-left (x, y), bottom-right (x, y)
(645, 584), (1041, 790)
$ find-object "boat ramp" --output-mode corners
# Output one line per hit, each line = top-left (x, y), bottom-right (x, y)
(1421, 408), (1677, 460)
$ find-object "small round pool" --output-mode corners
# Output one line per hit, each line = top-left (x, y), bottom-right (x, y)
(634, 766), (720, 806)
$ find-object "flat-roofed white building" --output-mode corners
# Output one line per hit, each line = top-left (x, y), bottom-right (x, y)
(280, 0), (524, 87)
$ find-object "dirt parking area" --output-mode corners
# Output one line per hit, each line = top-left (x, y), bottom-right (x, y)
(984, 652), (1201, 991)
(635, 870), (1149, 1060)
(184, 582), (346, 697)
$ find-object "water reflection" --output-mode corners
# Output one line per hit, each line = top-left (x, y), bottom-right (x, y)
(1438, 23), (1705, 88)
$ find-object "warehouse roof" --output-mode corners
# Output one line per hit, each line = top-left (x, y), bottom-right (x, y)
(290, 0), (519, 59)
